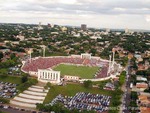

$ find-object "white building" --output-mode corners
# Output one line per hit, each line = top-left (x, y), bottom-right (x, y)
(137, 76), (148, 82)
(64, 75), (80, 81)
(81, 53), (92, 59)
(38, 69), (60, 84)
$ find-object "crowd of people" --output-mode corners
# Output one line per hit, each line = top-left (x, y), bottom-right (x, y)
(0, 82), (18, 99)
(49, 92), (111, 113)
(22, 56), (109, 79)
(95, 66), (109, 78)
(22, 57), (84, 72)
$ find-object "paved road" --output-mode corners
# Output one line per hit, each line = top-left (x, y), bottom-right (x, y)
(0, 104), (38, 113)
(0, 108), (31, 113)
(122, 60), (132, 113)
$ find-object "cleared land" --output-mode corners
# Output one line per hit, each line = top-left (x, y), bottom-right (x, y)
(44, 83), (111, 104)
(53, 64), (99, 79)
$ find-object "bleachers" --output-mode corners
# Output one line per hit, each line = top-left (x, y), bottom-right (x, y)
(96, 66), (108, 78)
(10, 85), (49, 109)
(24, 90), (47, 96)
(10, 100), (36, 108)
(22, 56), (109, 79)
(13, 97), (43, 104)
(28, 87), (48, 92)
(19, 93), (45, 100)
(22, 57), (84, 72)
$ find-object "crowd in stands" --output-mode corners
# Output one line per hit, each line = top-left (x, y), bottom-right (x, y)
(95, 66), (109, 78)
(22, 57), (84, 72)
(22, 56), (109, 79)
(49, 92), (111, 113)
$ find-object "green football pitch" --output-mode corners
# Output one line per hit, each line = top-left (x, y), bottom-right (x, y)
(53, 64), (99, 79)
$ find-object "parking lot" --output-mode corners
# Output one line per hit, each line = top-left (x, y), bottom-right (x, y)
(49, 92), (111, 113)
(0, 81), (18, 99)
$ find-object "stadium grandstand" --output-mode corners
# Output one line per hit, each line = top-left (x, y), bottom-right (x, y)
(21, 53), (121, 84)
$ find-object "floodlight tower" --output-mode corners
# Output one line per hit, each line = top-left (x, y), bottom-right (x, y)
(112, 48), (115, 67)
(28, 49), (33, 63)
(42, 45), (46, 57)
(107, 55), (112, 76)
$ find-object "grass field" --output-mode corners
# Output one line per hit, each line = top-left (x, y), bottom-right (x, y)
(0, 76), (22, 84)
(53, 64), (99, 79)
(44, 83), (111, 104)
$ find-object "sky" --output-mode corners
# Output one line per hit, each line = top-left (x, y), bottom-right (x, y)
(0, 0), (150, 30)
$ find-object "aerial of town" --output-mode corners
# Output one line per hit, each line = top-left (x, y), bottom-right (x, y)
(0, 0), (150, 113)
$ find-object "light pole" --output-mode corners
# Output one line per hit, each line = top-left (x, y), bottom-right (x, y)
(28, 49), (33, 63)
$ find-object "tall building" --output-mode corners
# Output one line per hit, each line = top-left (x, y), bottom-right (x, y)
(106, 28), (110, 33)
(81, 24), (87, 31)
(38, 22), (43, 30)
(125, 28), (129, 33)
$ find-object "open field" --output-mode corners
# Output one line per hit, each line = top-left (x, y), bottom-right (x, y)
(0, 76), (22, 84)
(53, 64), (99, 79)
(0, 75), (37, 93)
(44, 83), (111, 104)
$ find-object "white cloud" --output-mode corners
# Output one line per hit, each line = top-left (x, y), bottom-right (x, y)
(0, 0), (150, 30)
(145, 15), (150, 22)
(59, 0), (77, 4)
(113, 7), (126, 11)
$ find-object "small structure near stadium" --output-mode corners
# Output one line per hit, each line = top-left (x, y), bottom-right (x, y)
(64, 75), (80, 82)
(38, 69), (60, 84)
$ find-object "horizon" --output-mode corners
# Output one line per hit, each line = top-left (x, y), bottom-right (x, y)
(0, 0), (150, 30)
(1, 22), (150, 32)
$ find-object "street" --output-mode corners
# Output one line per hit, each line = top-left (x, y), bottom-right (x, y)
(122, 60), (132, 113)
(0, 108), (30, 113)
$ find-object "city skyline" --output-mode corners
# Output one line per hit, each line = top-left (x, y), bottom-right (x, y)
(0, 0), (150, 30)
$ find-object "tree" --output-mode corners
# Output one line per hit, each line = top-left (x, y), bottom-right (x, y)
(10, 53), (16, 59)
(21, 75), (28, 83)
(0, 52), (3, 60)
(122, 57), (128, 66)
(144, 88), (150, 93)
(118, 71), (126, 86)
(90, 48), (97, 56)
(130, 91), (138, 100)
(83, 80), (92, 88)
(136, 70), (146, 76)
(146, 68), (150, 76)
(44, 82), (51, 89)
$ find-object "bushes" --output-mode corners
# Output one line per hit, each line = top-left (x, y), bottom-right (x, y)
(36, 103), (70, 113)
(136, 70), (147, 76)
(98, 81), (108, 89)
(130, 74), (136, 85)
(118, 71), (126, 86)
(111, 89), (123, 106)
(0, 97), (9, 104)
(83, 80), (92, 88)
(21, 75), (28, 83)
(17, 78), (38, 92)
(108, 72), (125, 113)
(108, 89), (123, 113)
(144, 88), (150, 93)
(44, 82), (51, 89)
(130, 91), (138, 100)
(129, 92), (138, 113)
(36, 103), (96, 113)
(0, 111), (5, 113)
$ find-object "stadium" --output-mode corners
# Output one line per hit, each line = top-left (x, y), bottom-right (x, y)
(21, 53), (122, 84)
